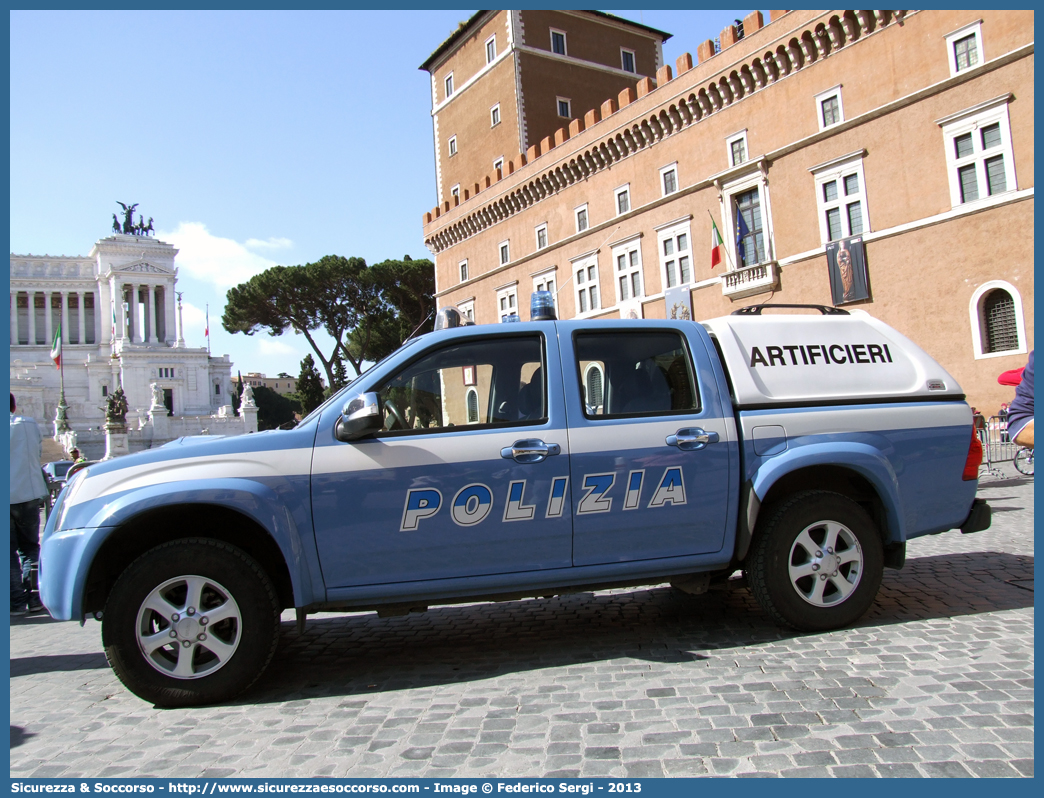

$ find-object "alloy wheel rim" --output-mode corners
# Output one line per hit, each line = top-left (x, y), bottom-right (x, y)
(135, 575), (242, 679)
(787, 520), (863, 607)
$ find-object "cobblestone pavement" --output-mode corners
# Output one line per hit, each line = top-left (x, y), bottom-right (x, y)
(10, 465), (1033, 779)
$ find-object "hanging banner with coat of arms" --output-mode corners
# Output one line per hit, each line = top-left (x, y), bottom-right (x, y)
(825, 236), (870, 306)
(664, 285), (693, 321)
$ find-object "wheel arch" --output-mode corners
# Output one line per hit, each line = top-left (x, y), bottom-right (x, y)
(740, 444), (906, 563)
(83, 503), (295, 617)
(758, 465), (892, 540)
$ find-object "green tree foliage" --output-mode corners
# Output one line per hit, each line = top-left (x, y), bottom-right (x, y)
(330, 356), (349, 394)
(296, 354), (326, 415)
(223, 254), (435, 388)
(231, 370), (243, 415)
(251, 385), (301, 431)
(223, 256), (382, 387)
(346, 256), (436, 366)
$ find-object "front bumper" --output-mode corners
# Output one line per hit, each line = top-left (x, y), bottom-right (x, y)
(960, 498), (991, 534)
(39, 525), (107, 622)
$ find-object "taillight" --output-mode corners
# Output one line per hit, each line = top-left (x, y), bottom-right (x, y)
(963, 429), (983, 480)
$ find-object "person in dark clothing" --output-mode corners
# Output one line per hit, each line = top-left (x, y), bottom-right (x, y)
(1007, 350), (1034, 448)
(10, 394), (48, 615)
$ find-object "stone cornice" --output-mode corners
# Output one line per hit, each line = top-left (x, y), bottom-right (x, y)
(89, 235), (179, 259)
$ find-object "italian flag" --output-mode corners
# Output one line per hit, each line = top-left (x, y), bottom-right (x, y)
(710, 218), (724, 268)
(50, 322), (62, 369)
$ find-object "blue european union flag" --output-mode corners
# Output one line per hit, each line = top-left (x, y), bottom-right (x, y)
(735, 212), (751, 262)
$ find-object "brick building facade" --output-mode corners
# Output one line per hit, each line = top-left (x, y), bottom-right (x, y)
(420, 9), (1033, 414)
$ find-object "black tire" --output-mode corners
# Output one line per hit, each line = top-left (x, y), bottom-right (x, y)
(746, 491), (884, 632)
(102, 538), (280, 708)
(1013, 448), (1034, 476)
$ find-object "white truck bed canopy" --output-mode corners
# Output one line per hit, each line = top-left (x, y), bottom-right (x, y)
(701, 309), (965, 407)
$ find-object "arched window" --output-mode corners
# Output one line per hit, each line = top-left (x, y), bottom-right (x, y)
(466, 388), (479, 423)
(585, 365), (604, 411)
(983, 290), (1018, 353)
(969, 280), (1027, 359)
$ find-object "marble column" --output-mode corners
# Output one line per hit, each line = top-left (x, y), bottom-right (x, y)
(147, 285), (157, 343)
(156, 287), (166, 342)
(129, 285), (138, 343)
(28, 291), (37, 345)
(10, 293), (18, 345)
(44, 291), (53, 346)
(120, 285), (129, 342)
(61, 291), (70, 344)
(164, 285), (176, 344)
(78, 293), (87, 345)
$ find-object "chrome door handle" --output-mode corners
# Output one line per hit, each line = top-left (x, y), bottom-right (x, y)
(501, 439), (561, 464)
(666, 428), (719, 451)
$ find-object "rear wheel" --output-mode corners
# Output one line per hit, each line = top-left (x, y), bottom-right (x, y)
(746, 491), (884, 631)
(1014, 448), (1034, 476)
(102, 538), (280, 707)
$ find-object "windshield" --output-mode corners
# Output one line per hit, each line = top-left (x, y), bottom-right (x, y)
(296, 336), (425, 426)
(54, 462), (72, 477)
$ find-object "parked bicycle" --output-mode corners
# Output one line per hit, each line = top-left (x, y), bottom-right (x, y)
(1013, 446), (1034, 476)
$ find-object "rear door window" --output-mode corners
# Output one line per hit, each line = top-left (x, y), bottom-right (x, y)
(575, 330), (699, 419)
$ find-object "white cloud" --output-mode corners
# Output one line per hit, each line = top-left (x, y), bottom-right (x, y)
(157, 222), (285, 290)
(245, 237), (293, 250)
(256, 338), (300, 356)
(180, 302), (206, 327)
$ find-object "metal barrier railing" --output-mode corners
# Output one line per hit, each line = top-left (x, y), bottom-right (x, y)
(979, 415), (1015, 476)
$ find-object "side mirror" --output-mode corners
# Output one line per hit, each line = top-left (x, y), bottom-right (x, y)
(335, 392), (383, 442)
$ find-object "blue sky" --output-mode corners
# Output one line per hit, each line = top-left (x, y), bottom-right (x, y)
(10, 9), (758, 379)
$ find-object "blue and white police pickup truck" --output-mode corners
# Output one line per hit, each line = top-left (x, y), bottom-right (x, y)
(40, 300), (990, 707)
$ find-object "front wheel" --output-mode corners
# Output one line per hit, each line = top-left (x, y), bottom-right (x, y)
(746, 491), (884, 631)
(102, 538), (280, 707)
(1014, 448), (1034, 476)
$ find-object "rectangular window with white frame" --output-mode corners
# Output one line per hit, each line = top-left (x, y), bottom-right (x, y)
(457, 299), (475, 323)
(486, 35), (496, 64)
(657, 220), (693, 289)
(726, 130), (748, 167)
(451, 184), (460, 202)
(938, 97), (1016, 208)
(490, 103), (501, 127)
(575, 203), (589, 233)
(499, 240), (510, 265)
(720, 169), (774, 269)
(733, 189), (766, 267)
(811, 153), (869, 243)
(557, 97), (571, 118)
(612, 238), (644, 303)
(535, 223), (548, 250)
(459, 259), (468, 283)
(497, 285), (518, 322)
(550, 29), (567, 56)
(493, 157), (504, 176)
(621, 48), (636, 73)
(615, 184), (630, 216)
(946, 21), (983, 76)
(816, 86), (844, 130)
(448, 135), (457, 157)
(573, 256), (600, 317)
(660, 163), (678, 197)
(533, 269), (558, 316)
(444, 73), (454, 98)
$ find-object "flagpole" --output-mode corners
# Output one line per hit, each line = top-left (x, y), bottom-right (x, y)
(54, 321), (71, 436)
(206, 304), (211, 356)
(707, 209), (736, 270)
